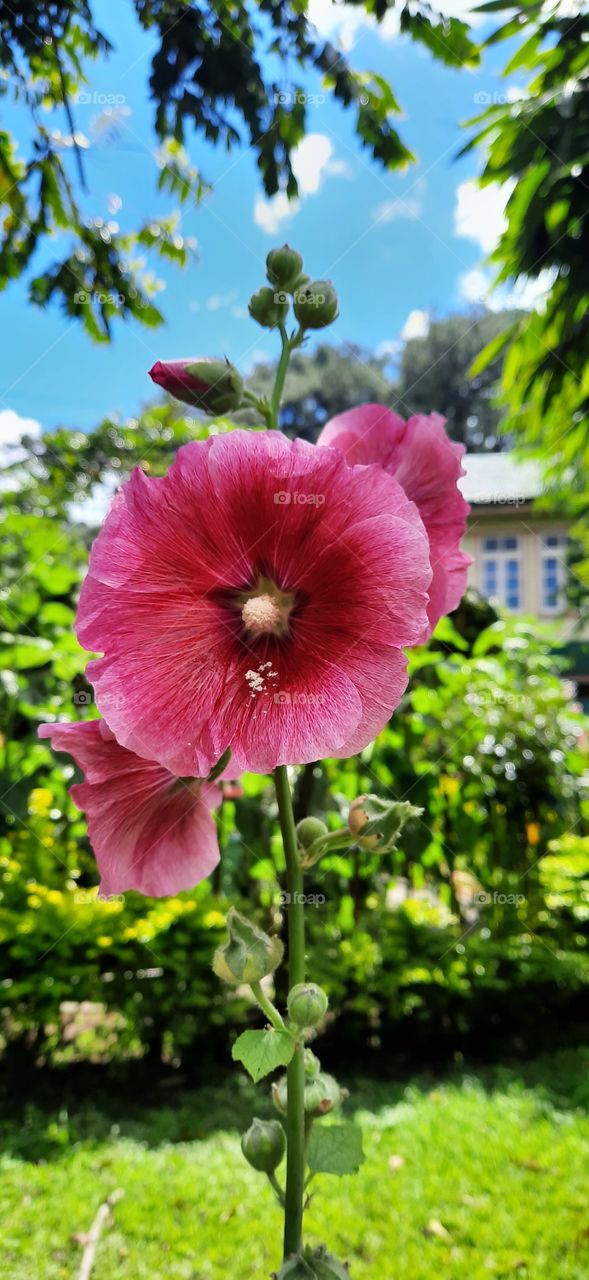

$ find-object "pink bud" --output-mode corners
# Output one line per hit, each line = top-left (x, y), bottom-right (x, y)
(148, 357), (243, 414)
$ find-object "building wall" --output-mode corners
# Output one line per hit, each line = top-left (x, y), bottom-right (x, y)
(464, 509), (586, 640)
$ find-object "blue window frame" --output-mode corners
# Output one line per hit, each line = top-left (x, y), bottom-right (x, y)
(540, 534), (569, 613)
(483, 558), (497, 597)
(481, 537), (521, 610)
(505, 558), (520, 609)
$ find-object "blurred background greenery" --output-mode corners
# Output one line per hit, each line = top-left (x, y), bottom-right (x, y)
(1, 392), (588, 1074)
(2, 0), (589, 1274)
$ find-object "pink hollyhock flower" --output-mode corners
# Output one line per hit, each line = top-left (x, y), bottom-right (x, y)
(75, 430), (432, 774)
(318, 406), (471, 629)
(38, 720), (223, 897)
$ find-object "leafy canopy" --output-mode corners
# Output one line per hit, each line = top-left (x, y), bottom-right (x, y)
(0, 0), (478, 339)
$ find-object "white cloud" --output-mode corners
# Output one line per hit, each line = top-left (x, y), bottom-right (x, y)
(254, 134), (349, 235)
(375, 338), (402, 362)
(401, 309), (430, 341)
(307, 0), (483, 48)
(372, 179), (425, 226)
(0, 408), (41, 448)
(454, 179), (555, 312)
(206, 290), (239, 311)
(373, 195), (423, 224)
(243, 348), (273, 375)
(68, 474), (120, 527)
(293, 133), (333, 194)
(458, 265), (556, 312)
(0, 409), (42, 492)
(0, 408), (42, 467)
(454, 179), (514, 254)
(254, 191), (299, 236)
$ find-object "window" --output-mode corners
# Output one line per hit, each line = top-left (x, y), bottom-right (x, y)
(505, 558), (520, 609)
(541, 534), (569, 613)
(481, 537), (521, 610)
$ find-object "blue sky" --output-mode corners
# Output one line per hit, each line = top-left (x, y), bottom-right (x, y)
(0, 0), (533, 442)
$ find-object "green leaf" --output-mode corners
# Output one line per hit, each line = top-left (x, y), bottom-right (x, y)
(307, 1123), (365, 1176)
(0, 634), (53, 670)
(232, 1028), (295, 1083)
(469, 323), (516, 377)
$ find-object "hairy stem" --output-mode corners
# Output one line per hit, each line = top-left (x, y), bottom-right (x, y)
(274, 764), (306, 1260)
(250, 981), (286, 1031)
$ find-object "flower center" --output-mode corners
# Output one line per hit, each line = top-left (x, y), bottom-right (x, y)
(241, 594), (283, 635)
(238, 577), (296, 639)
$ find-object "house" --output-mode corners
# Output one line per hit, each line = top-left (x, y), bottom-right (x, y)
(459, 451), (589, 702)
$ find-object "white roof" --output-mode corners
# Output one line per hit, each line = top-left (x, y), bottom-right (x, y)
(459, 452), (544, 505)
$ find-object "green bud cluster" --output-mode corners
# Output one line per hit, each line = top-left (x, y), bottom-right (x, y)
(248, 245), (339, 334)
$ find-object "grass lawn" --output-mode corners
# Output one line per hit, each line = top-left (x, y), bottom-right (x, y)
(2, 1048), (589, 1279)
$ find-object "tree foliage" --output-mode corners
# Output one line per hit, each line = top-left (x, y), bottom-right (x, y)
(0, 0), (478, 340)
(395, 309), (518, 449)
(465, 0), (589, 478)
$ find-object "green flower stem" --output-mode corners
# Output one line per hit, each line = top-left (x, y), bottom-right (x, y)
(268, 325), (304, 429)
(268, 327), (292, 429)
(274, 763), (306, 1261)
(267, 1171), (286, 1207)
(250, 981), (286, 1031)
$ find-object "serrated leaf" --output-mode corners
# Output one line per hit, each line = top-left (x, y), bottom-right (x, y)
(232, 1028), (295, 1083)
(307, 1122), (365, 1176)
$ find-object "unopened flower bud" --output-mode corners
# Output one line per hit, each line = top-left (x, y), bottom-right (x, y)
(291, 271), (310, 293)
(148, 356), (243, 414)
(274, 1256), (315, 1279)
(241, 1117), (285, 1173)
(348, 796), (380, 850)
(274, 1066), (343, 1118)
(306, 1246), (350, 1279)
(249, 286), (289, 328)
(296, 817), (328, 852)
(293, 280), (338, 329)
(348, 795), (422, 853)
(288, 983), (328, 1029)
(266, 244), (304, 291)
(304, 1071), (344, 1117)
(272, 1074), (288, 1115)
(304, 1048), (321, 1079)
(213, 907), (283, 985)
(275, 1249), (350, 1279)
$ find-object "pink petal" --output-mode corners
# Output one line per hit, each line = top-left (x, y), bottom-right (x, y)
(39, 721), (221, 896)
(318, 405), (471, 628)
